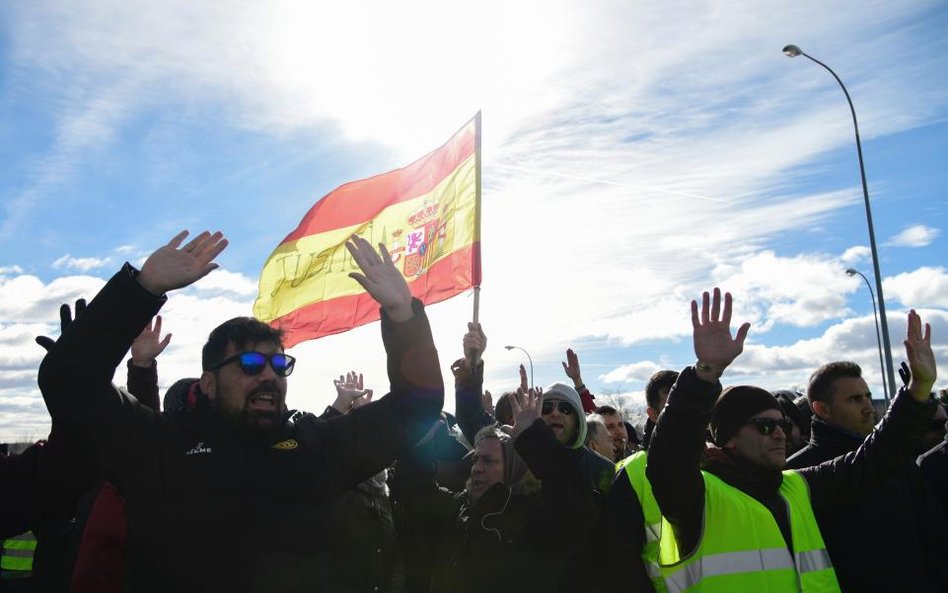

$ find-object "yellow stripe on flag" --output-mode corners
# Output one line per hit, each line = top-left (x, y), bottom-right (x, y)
(253, 114), (480, 345)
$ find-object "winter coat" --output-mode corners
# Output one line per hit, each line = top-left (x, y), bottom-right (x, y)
(391, 419), (596, 593)
(38, 263), (443, 593)
(646, 366), (937, 560)
(787, 416), (948, 593)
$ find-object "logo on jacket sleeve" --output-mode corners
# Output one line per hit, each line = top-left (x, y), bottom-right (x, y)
(271, 438), (299, 450)
(186, 441), (213, 456)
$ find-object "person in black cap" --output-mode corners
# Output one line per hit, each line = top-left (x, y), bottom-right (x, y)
(772, 390), (807, 457)
(646, 288), (939, 592)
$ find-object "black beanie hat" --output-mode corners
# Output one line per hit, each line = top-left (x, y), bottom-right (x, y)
(711, 385), (781, 446)
(772, 390), (805, 432)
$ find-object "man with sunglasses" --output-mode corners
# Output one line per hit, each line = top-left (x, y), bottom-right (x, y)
(784, 361), (948, 593)
(38, 230), (444, 592)
(646, 288), (938, 593)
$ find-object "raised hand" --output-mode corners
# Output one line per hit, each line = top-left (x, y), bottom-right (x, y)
(35, 299), (87, 351)
(463, 322), (487, 367)
(130, 316), (172, 367)
(137, 230), (228, 296)
(509, 386), (543, 439)
(691, 287), (751, 381)
(904, 309), (936, 401)
(519, 364), (529, 392)
(562, 348), (583, 387)
(346, 235), (413, 323)
(481, 390), (494, 416)
(898, 361), (911, 387)
(331, 371), (374, 413)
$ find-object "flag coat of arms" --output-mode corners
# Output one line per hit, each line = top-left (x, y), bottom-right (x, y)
(253, 114), (481, 347)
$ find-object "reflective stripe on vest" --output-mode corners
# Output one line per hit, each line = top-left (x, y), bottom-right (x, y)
(658, 470), (841, 593)
(618, 450), (668, 593)
(1, 532), (36, 572)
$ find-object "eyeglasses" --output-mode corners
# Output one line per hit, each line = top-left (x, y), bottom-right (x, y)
(209, 352), (296, 377)
(746, 417), (794, 436)
(541, 401), (574, 416)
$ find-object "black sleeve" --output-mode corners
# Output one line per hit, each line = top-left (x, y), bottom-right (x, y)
(800, 388), (937, 514)
(0, 444), (42, 538)
(454, 361), (493, 444)
(645, 366), (720, 556)
(38, 264), (165, 478)
(126, 359), (160, 412)
(321, 299), (444, 494)
(514, 419), (597, 546)
(601, 471), (656, 592)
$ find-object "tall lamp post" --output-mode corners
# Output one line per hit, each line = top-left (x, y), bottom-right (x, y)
(846, 268), (889, 405)
(504, 345), (534, 389)
(783, 44), (897, 400)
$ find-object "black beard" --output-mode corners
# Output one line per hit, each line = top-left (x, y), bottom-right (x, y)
(212, 398), (283, 438)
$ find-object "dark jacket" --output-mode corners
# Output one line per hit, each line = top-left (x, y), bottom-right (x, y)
(786, 416), (948, 592)
(391, 419), (596, 593)
(601, 468), (656, 593)
(646, 366), (937, 559)
(69, 360), (162, 593)
(38, 263), (444, 593)
(453, 361), (614, 500)
(919, 428), (948, 513)
(327, 474), (404, 593)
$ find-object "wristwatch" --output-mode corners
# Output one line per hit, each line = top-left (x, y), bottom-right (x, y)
(694, 360), (722, 378)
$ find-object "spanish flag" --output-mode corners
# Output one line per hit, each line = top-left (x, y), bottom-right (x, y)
(253, 114), (481, 347)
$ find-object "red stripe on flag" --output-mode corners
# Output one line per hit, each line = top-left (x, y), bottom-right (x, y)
(279, 124), (476, 243)
(273, 242), (479, 347)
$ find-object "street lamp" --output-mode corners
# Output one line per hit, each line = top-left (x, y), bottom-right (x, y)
(504, 345), (534, 388)
(783, 44), (897, 400)
(846, 268), (889, 405)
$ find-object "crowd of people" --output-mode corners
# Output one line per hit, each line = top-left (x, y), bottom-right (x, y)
(1, 229), (946, 593)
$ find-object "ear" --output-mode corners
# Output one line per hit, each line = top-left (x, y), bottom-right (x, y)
(811, 400), (831, 420)
(646, 407), (659, 423)
(200, 372), (217, 401)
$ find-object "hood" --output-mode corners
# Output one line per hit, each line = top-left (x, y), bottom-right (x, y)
(544, 382), (587, 449)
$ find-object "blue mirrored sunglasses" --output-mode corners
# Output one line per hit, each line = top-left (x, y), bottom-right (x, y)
(209, 352), (296, 377)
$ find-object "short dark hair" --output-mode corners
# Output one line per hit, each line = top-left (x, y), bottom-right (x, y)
(807, 362), (862, 406)
(646, 370), (679, 411)
(202, 317), (285, 371)
(594, 405), (620, 418)
(495, 392), (515, 426)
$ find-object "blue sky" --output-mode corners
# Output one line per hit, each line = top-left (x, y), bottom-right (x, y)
(1, 0), (946, 440)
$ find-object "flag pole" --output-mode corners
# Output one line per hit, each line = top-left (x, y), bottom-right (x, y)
(469, 111), (483, 370)
(472, 110), (482, 325)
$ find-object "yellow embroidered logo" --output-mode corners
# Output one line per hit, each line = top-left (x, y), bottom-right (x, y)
(271, 439), (299, 450)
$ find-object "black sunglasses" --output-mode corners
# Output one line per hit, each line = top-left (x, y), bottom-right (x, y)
(747, 417), (794, 436)
(209, 352), (296, 377)
(541, 401), (574, 416)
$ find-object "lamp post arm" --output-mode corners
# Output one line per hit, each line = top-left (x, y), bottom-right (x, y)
(854, 270), (890, 405)
(800, 51), (898, 400)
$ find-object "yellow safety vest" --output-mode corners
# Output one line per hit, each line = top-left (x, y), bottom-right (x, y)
(1, 531), (36, 574)
(618, 451), (667, 593)
(658, 470), (840, 593)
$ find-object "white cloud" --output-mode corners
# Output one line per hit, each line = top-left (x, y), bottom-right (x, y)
(840, 246), (871, 265)
(187, 270), (259, 297)
(51, 254), (112, 272)
(885, 225), (940, 247)
(732, 308), (948, 396)
(0, 274), (105, 322)
(600, 361), (662, 384)
(0, 266), (24, 276)
(884, 267), (948, 308)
